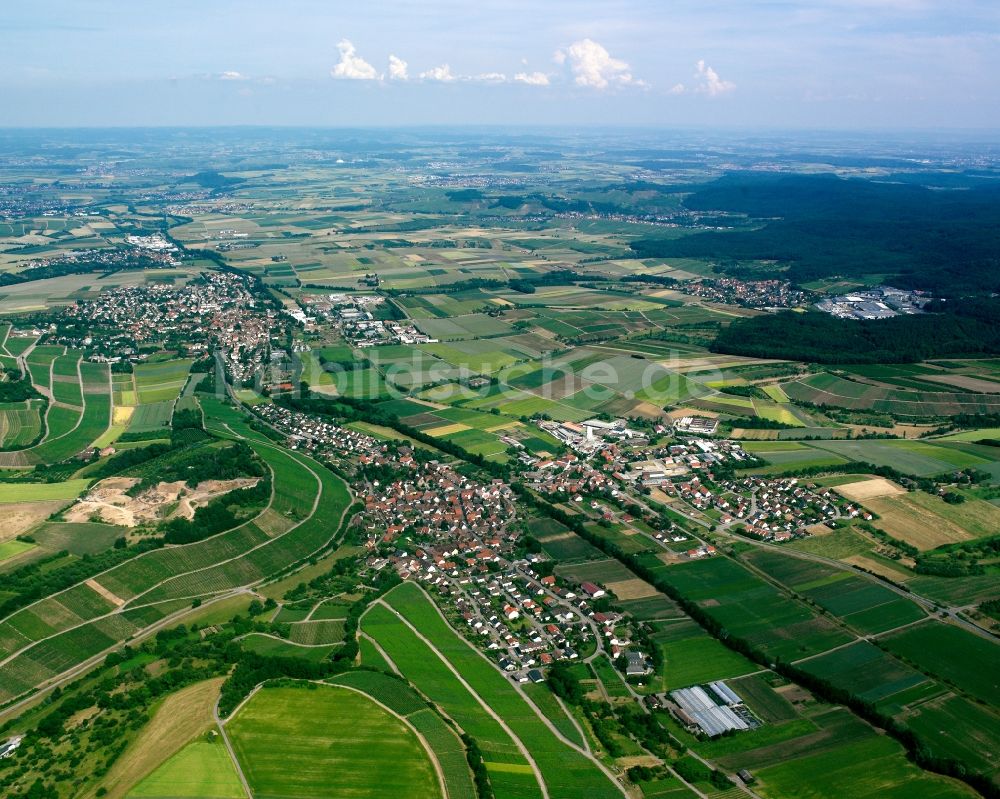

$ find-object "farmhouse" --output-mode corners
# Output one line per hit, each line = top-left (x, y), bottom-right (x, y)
(625, 651), (650, 677)
(580, 581), (606, 599)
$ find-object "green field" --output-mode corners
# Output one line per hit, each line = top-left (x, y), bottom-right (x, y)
(783, 372), (1000, 418)
(650, 619), (758, 690)
(879, 623), (1000, 707)
(127, 738), (245, 799)
(133, 359), (194, 404)
(365, 582), (623, 799)
(743, 550), (926, 634)
(0, 478), (91, 502)
(636, 554), (852, 661)
(0, 400), (44, 448)
(328, 670), (478, 799)
(127, 400), (175, 433)
(753, 733), (976, 799)
(228, 683), (441, 799)
(0, 539), (36, 563)
(0, 404), (352, 704)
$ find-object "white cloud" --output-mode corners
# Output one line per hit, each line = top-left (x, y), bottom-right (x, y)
(694, 60), (735, 96)
(668, 82), (686, 95)
(218, 71), (247, 81)
(514, 71), (550, 86)
(331, 39), (380, 80)
(388, 54), (408, 81)
(419, 64), (456, 82)
(471, 72), (507, 83)
(556, 39), (641, 90)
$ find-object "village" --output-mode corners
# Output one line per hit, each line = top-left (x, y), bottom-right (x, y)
(680, 277), (812, 309)
(361, 458), (658, 685)
(53, 271), (288, 384)
(249, 399), (663, 687)
(247, 396), (853, 714)
(251, 402), (389, 466)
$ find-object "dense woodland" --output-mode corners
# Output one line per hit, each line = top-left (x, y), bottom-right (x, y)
(631, 173), (1000, 297)
(711, 299), (1000, 363)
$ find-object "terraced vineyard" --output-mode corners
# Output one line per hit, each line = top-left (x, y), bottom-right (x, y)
(0, 402), (352, 706)
(0, 348), (112, 467)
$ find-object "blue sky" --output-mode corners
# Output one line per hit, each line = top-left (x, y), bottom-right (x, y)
(3, 0), (998, 128)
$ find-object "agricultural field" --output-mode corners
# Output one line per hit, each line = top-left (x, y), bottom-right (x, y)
(742, 549), (927, 634)
(364, 582), (624, 799)
(649, 618), (758, 690)
(832, 480), (1000, 548)
(782, 371), (1000, 417)
(133, 358), (194, 404)
(0, 404), (351, 706)
(0, 399), (45, 448)
(634, 553), (854, 661)
(298, 348), (392, 398)
(741, 436), (996, 479)
(879, 623), (1000, 708)
(376, 398), (531, 461)
(127, 739), (244, 799)
(227, 683), (442, 799)
(328, 670), (478, 799)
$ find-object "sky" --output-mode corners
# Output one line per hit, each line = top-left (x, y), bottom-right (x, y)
(2, 0), (999, 129)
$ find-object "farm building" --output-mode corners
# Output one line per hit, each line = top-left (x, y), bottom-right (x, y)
(669, 685), (761, 737)
(580, 581), (606, 599)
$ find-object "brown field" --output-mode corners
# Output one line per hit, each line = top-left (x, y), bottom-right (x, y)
(862, 492), (997, 550)
(87, 677), (225, 799)
(85, 578), (125, 607)
(605, 578), (659, 600)
(0, 500), (69, 541)
(631, 401), (668, 420)
(835, 477), (907, 502)
(843, 554), (914, 581)
(666, 406), (719, 420)
(803, 522), (833, 536)
(918, 374), (1000, 393)
(730, 428), (780, 440)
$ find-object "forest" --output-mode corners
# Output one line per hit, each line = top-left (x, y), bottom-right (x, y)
(711, 298), (1000, 363)
(631, 173), (1000, 297)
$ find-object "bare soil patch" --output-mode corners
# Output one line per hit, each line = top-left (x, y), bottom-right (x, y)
(0, 500), (68, 541)
(605, 578), (659, 600)
(85, 578), (125, 608)
(64, 476), (259, 528)
(835, 477), (906, 502)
